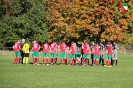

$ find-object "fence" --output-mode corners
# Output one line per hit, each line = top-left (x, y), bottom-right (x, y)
(0, 46), (133, 56)
(0, 47), (14, 56)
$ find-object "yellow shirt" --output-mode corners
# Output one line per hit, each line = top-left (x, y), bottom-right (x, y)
(23, 43), (30, 53)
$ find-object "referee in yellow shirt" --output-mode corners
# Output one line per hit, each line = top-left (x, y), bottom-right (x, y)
(22, 40), (30, 64)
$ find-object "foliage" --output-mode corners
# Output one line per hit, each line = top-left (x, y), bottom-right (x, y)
(47, 0), (133, 44)
(0, 0), (133, 46)
(0, 0), (48, 46)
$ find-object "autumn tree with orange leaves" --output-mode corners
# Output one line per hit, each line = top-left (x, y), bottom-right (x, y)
(47, 0), (133, 44)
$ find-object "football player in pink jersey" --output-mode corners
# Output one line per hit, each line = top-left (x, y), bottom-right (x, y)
(13, 40), (21, 64)
(106, 42), (113, 67)
(32, 40), (40, 65)
(49, 40), (58, 65)
(59, 41), (68, 65)
(68, 42), (77, 66)
(81, 40), (90, 66)
(93, 43), (100, 66)
(42, 41), (49, 65)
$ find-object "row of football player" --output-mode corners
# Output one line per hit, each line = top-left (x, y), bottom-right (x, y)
(13, 39), (118, 66)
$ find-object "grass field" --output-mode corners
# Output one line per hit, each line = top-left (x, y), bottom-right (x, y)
(0, 53), (133, 88)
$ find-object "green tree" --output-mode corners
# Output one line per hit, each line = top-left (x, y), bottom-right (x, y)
(0, 0), (48, 46)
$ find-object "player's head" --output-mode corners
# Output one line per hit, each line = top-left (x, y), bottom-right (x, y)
(71, 41), (74, 44)
(17, 40), (20, 43)
(32, 40), (37, 44)
(22, 39), (25, 43)
(91, 41), (95, 45)
(95, 42), (99, 46)
(113, 41), (116, 45)
(25, 40), (28, 43)
(83, 40), (87, 44)
(62, 40), (65, 43)
(107, 42), (111, 45)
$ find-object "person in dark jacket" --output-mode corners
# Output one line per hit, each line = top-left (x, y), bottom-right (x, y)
(19, 39), (25, 64)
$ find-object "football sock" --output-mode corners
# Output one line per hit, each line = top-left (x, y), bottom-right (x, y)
(19, 58), (21, 63)
(96, 60), (98, 66)
(14, 57), (18, 64)
(111, 59), (113, 66)
(42, 58), (44, 64)
(92, 59), (94, 65)
(86, 59), (88, 65)
(54, 58), (56, 64)
(76, 59), (78, 64)
(16, 58), (19, 64)
(23, 57), (26, 64)
(68, 59), (70, 65)
(102, 59), (104, 66)
(33, 58), (35, 64)
(26, 57), (28, 64)
(116, 60), (118, 65)
(64, 58), (66, 64)
(50, 58), (53, 64)
(112, 60), (114, 66)
(99, 58), (101, 65)
(72, 59), (74, 65)
(109, 60), (111, 66)
(93, 60), (95, 65)
(35, 58), (37, 64)
(46, 58), (48, 64)
(82, 59), (84, 65)
(60, 58), (62, 64)
(106, 59), (108, 66)
(14, 58), (16, 64)
(21, 57), (24, 64)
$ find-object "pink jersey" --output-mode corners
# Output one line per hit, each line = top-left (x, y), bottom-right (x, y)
(13, 42), (20, 52)
(93, 45), (100, 56)
(107, 45), (113, 55)
(32, 43), (40, 52)
(82, 43), (90, 54)
(42, 44), (49, 53)
(50, 42), (57, 53)
(59, 43), (68, 52)
(70, 44), (76, 54)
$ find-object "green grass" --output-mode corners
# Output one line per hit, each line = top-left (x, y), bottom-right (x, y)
(0, 53), (133, 88)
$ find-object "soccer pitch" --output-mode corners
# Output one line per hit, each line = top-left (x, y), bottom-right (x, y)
(0, 53), (133, 88)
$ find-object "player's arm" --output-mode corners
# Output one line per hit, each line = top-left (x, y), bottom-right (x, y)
(81, 43), (84, 49)
(38, 45), (41, 51)
(49, 46), (52, 53)
(13, 45), (14, 49)
(80, 50), (82, 59)
(22, 44), (26, 53)
(103, 45), (105, 51)
(66, 46), (68, 52)
(58, 45), (61, 52)
(88, 45), (91, 54)
(69, 47), (71, 54)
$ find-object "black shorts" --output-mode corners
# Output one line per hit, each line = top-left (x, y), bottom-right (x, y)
(24, 53), (29, 57)
(20, 51), (24, 56)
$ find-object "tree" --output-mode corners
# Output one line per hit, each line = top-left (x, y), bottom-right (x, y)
(47, 0), (99, 43)
(0, 0), (48, 46)
(47, 0), (131, 43)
